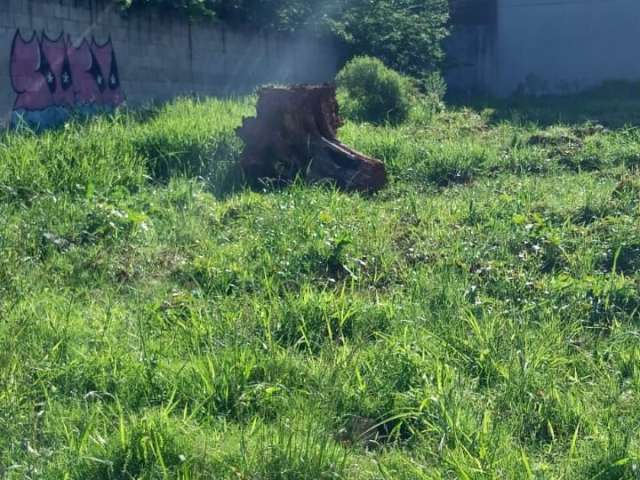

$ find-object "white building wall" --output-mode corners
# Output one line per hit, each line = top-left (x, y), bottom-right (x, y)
(446, 0), (640, 97)
(495, 0), (640, 96)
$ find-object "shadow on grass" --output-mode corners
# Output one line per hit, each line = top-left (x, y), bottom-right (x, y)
(448, 80), (640, 129)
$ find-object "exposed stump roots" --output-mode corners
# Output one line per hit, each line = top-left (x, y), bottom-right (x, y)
(236, 84), (387, 192)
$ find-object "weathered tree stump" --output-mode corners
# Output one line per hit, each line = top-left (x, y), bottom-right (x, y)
(236, 84), (387, 192)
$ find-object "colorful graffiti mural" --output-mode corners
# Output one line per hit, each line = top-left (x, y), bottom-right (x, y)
(10, 29), (124, 128)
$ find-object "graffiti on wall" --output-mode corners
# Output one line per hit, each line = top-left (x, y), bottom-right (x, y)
(10, 29), (124, 128)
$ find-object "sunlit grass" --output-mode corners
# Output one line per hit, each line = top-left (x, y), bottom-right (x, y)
(0, 96), (639, 479)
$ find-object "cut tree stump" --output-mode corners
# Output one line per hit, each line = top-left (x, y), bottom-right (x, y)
(236, 84), (387, 192)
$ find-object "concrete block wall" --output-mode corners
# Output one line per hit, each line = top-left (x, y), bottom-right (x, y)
(444, 24), (497, 96)
(0, 0), (340, 127)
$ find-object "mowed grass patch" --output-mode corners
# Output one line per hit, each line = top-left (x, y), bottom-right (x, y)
(1, 96), (640, 478)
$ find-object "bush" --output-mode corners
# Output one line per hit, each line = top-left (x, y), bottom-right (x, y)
(337, 56), (413, 125)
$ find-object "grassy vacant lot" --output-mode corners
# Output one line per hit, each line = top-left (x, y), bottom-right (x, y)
(1, 90), (640, 479)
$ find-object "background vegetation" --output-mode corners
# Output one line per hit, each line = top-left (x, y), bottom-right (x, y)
(2, 82), (640, 477)
(337, 56), (415, 125)
(118, 0), (449, 78)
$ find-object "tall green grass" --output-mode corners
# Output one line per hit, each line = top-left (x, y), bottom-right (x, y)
(0, 97), (254, 204)
(1, 96), (639, 479)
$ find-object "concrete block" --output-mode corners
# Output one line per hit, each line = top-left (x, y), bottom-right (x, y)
(62, 19), (84, 38)
(0, 4), (13, 28)
(170, 19), (188, 41)
(45, 16), (65, 35)
(34, 1), (56, 21)
(110, 37), (127, 53)
(51, 3), (68, 20)
(12, 13), (33, 31)
(0, 0), (10, 15)
(67, 3), (90, 23)
(9, 0), (28, 15)
(100, 5), (123, 28)
(166, 65), (193, 83)
(0, 17), (11, 30)
(190, 46), (216, 65)
(108, 25), (126, 42)
(132, 50), (157, 69)
(190, 25), (211, 48)
(151, 24), (168, 45)
(0, 30), (12, 69)
(127, 65), (157, 82)
(151, 14), (171, 41)
(171, 47), (193, 66)
(123, 19), (138, 44)
(91, 23), (111, 43)
(161, 28), (180, 48)
(30, 14), (47, 32)
(132, 21), (152, 44)
(174, 33), (191, 54)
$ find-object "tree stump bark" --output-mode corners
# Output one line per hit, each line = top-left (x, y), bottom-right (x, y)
(236, 84), (387, 192)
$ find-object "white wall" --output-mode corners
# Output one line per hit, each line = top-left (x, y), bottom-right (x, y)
(445, 24), (498, 95)
(446, 0), (640, 97)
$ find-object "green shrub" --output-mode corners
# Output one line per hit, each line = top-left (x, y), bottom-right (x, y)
(337, 56), (413, 125)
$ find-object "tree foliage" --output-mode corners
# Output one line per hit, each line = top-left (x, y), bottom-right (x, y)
(118, 0), (315, 29)
(331, 0), (449, 77)
(119, 0), (449, 77)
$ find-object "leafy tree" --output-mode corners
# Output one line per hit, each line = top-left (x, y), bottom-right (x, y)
(210, 0), (315, 31)
(329, 0), (449, 77)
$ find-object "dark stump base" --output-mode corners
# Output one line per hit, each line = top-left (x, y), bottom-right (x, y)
(236, 84), (387, 192)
